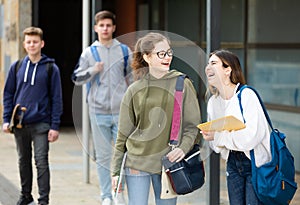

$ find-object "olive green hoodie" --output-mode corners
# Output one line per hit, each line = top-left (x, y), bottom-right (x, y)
(112, 70), (201, 175)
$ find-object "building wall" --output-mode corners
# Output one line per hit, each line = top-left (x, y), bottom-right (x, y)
(0, 0), (31, 124)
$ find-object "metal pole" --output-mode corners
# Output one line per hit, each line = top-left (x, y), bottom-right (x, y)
(82, 0), (90, 183)
(206, 0), (211, 59)
(206, 1), (211, 204)
(207, 0), (221, 204)
(92, 0), (96, 42)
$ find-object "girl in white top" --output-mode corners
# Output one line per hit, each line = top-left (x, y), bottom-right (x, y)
(202, 50), (271, 205)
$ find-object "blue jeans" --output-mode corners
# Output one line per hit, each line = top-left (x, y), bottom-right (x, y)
(125, 168), (177, 205)
(89, 113), (119, 200)
(226, 151), (262, 205)
(14, 122), (50, 204)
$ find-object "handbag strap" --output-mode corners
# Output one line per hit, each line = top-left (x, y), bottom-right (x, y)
(237, 84), (273, 163)
(237, 85), (274, 131)
(169, 75), (186, 147)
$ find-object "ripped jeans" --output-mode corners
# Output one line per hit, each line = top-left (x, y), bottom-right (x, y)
(125, 168), (177, 205)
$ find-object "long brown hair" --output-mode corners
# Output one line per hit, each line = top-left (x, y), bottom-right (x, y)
(131, 32), (170, 80)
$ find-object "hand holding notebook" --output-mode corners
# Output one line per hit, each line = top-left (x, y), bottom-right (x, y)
(197, 115), (245, 132)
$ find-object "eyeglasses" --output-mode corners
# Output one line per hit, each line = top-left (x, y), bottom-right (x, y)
(153, 49), (173, 59)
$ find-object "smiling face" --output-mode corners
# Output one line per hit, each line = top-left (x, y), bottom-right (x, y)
(143, 39), (173, 78)
(205, 54), (232, 89)
(23, 34), (44, 58)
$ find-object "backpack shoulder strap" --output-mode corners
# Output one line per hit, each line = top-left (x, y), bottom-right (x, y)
(175, 74), (186, 92)
(120, 44), (129, 76)
(46, 62), (53, 87)
(237, 84), (273, 130)
(90, 46), (101, 62)
(46, 62), (54, 104)
(86, 44), (129, 102)
(46, 62), (53, 76)
(12, 59), (24, 99)
(14, 59), (23, 84)
(87, 46), (101, 101)
(90, 44), (128, 75)
(14, 58), (24, 73)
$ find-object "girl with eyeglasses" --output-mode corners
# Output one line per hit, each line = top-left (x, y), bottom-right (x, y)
(111, 32), (201, 205)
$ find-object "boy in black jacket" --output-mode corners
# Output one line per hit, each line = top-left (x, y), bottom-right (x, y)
(2, 26), (63, 205)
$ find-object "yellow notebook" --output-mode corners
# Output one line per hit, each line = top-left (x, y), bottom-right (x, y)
(197, 115), (246, 132)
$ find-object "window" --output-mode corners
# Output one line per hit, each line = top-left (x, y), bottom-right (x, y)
(248, 49), (300, 107)
(247, 0), (300, 110)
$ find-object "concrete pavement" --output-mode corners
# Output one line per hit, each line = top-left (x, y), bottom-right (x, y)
(0, 127), (102, 204)
(0, 127), (299, 205)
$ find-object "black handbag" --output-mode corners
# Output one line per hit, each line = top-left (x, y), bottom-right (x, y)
(162, 75), (205, 195)
(162, 144), (205, 195)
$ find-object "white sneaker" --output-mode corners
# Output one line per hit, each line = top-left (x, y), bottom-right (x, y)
(102, 198), (112, 205)
(113, 192), (126, 205)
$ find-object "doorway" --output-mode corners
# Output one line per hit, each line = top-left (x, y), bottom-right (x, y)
(33, 0), (82, 126)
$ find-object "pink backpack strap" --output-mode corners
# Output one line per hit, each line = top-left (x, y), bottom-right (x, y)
(169, 75), (186, 147)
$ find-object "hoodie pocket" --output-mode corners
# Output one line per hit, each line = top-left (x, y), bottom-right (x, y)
(23, 103), (49, 123)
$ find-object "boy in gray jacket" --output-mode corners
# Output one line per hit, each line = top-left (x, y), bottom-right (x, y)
(72, 10), (132, 205)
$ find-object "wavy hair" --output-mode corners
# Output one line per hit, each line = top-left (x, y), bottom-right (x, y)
(131, 32), (170, 80)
